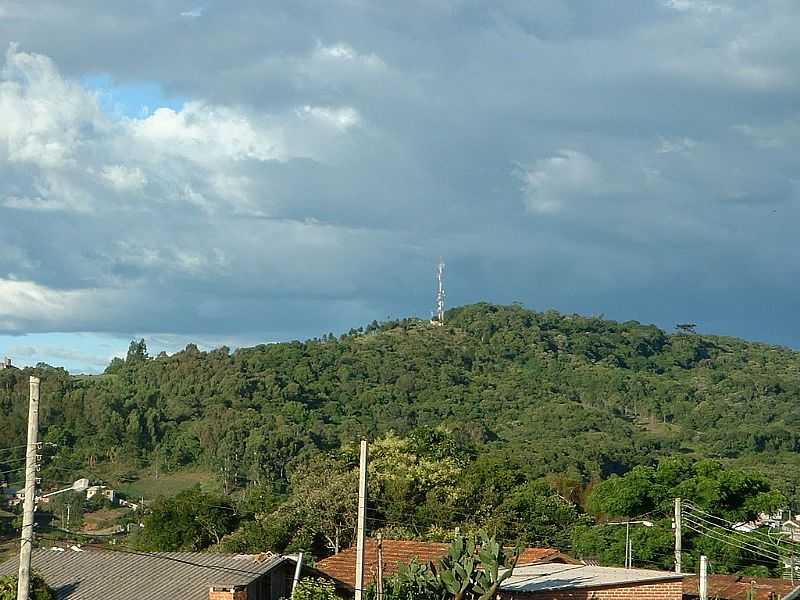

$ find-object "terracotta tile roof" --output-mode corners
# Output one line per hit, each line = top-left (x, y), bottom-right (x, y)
(316, 539), (565, 589)
(683, 574), (799, 600)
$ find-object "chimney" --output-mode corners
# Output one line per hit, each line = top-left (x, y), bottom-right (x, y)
(209, 586), (247, 600)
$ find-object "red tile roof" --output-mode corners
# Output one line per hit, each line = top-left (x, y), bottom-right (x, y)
(683, 574), (797, 600)
(316, 539), (567, 589)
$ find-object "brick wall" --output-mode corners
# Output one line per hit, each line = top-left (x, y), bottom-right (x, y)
(208, 587), (248, 600)
(500, 580), (683, 600)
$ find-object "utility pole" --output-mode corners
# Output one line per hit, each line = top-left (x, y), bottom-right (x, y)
(699, 555), (708, 600)
(17, 376), (40, 600)
(291, 551), (304, 599)
(674, 497), (682, 574)
(625, 521), (631, 568)
(354, 440), (368, 600)
(376, 532), (384, 600)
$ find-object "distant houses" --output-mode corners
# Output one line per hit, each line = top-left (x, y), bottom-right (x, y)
(0, 357), (13, 369)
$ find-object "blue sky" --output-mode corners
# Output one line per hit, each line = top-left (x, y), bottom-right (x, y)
(1, 1), (799, 373)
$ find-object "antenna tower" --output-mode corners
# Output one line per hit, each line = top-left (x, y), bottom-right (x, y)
(432, 258), (445, 326)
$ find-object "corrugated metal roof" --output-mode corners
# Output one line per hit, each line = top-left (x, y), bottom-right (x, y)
(0, 548), (285, 599)
(499, 563), (684, 592)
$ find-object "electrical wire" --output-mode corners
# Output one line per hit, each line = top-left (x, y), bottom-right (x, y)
(682, 506), (798, 556)
(682, 520), (782, 563)
(682, 515), (782, 559)
(683, 502), (799, 550)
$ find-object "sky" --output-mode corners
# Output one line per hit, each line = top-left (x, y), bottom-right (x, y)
(0, 0), (799, 373)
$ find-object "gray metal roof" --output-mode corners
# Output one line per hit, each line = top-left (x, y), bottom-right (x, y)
(500, 563), (685, 592)
(0, 548), (287, 599)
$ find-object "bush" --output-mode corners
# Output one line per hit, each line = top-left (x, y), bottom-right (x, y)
(290, 578), (338, 600)
(0, 573), (56, 600)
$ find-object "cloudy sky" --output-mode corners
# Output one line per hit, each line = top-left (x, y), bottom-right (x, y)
(0, 0), (799, 373)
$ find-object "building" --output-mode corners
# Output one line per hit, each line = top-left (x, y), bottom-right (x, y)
(0, 357), (12, 369)
(316, 538), (574, 591)
(683, 574), (799, 600)
(86, 485), (116, 504)
(498, 563), (685, 600)
(0, 548), (340, 600)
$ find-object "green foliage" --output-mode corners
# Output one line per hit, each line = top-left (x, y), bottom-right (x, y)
(1, 303), (798, 577)
(0, 573), (56, 600)
(289, 578), (338, 600)
(390, 531), (519, 600)
(133, 486), (237, 551)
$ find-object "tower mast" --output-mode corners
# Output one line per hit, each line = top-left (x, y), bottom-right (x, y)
(432, 258), (445, 326)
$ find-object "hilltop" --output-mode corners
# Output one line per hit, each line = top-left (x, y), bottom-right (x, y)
(1, 302), (800, 502)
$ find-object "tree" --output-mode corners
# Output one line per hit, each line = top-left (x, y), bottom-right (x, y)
(0, 573), (56, 600)
(292, 578), (338, 600)
(134, 487), (236, 551)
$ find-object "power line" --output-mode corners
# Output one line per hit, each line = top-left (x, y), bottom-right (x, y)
(682, 520), (782, 563)
(682, 515), (782, 559)
(682, 505), (798, 555)
(683, 502), (799, 550)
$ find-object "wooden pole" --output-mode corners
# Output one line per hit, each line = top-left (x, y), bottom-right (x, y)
(354, 440), (368, 600)
(17, 376), (40, 600)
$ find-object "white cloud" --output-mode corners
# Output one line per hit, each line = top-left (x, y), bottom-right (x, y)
(657, 137), (697, 154)
(0, 44), (105, 168)
(0, 278), (124, 331)
(662, 0), (729, 14)
(180, 8), (204, 18)
(519, 150), (603, 214)
(313, 42), (385, 69)
(127, 103), (288, 163)
(0, 46), (362, 220)
(99, 164), (147, 191)
(297, 105), (361, 130)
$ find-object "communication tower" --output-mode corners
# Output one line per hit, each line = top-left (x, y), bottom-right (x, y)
(431, 258), (445, 326)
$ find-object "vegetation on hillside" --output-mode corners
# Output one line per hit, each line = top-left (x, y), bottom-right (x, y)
(1, 303), (799, 574)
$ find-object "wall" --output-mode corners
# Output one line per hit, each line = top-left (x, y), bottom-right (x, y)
(208, 589), (247, 600)
(500, 580), (683, 600)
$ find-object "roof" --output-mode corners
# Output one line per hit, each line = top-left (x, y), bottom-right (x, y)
(499, 563), (684, 592)
(0, 548), (288, 599)
(316, 539), (567, 589)
(683, 574), (799, 600)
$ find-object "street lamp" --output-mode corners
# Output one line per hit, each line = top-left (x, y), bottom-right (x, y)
(606, 520), (654, 569)
(38, 478), (90, 500)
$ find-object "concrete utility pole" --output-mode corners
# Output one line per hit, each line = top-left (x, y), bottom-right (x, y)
(17, 376), (40, 600)
(376, 532), (384, 600)
(674, 497), (682, 574)
(354, 440), (368, 600)
(699, 555), (708, 600)
(291, 551), (304, 599)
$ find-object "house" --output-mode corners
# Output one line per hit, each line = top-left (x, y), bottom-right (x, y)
(782, 519), (800, 542)
(0, 357), (13, 369)
(683, 574), (799, 600)
(86, 485), (116, 504)
(0, 548), (342, 600)
(498, 563), (685, 600)
(316, 538), (574, 591)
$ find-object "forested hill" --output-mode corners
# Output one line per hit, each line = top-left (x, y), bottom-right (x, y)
(2, 302), (800, 501)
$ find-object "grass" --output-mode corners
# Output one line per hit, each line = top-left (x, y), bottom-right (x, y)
(117, 468), (219, 500)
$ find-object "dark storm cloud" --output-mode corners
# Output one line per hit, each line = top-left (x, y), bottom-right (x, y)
(1, 0), (799, 354)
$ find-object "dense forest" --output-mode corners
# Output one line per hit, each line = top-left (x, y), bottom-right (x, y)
(2, 303), (800, 573)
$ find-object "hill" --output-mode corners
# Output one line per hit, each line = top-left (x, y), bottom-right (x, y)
(1, 302), (799, 502)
